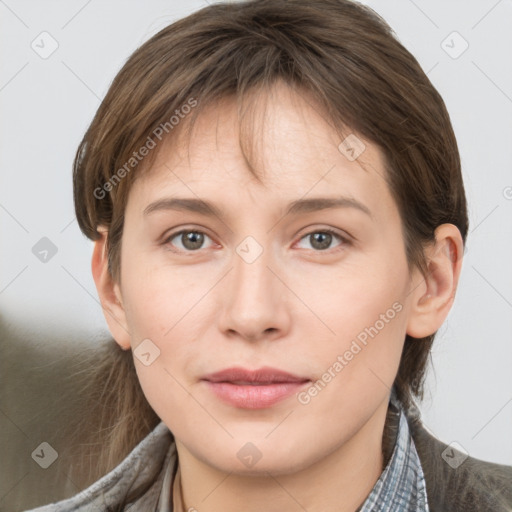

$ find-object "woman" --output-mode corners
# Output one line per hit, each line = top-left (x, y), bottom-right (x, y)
(26, 0), (512, 510)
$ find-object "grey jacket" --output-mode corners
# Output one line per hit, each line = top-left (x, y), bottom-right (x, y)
(405, 402), (512, 511)
(25, 402), (512, 512)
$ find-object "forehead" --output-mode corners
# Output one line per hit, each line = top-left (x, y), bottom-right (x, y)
(128, 82), (391, 216)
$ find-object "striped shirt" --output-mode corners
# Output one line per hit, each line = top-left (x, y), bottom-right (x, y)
(356, 388), (430, 511)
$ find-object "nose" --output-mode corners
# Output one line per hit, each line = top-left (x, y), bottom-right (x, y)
(218, 241), (291, 343)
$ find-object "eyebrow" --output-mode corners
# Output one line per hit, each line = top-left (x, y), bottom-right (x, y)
(143, 196), (372, 219)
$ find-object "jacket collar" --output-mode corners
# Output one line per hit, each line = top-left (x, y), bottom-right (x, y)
(404, 398), (512, 512)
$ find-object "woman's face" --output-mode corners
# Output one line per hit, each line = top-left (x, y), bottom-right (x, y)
(112, 82), (424, 475)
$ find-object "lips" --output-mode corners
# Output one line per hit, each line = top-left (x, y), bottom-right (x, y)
(201, 366), (311, 409)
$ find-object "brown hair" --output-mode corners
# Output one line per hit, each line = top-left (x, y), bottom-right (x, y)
(70, 0), (468, 493)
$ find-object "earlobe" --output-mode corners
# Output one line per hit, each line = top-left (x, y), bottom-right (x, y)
(91, 226), (132, 350)
(406, 224), (464, 339)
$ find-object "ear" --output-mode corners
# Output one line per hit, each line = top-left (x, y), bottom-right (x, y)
(91, 226), (132, 350)
(406, 223), (464, 338)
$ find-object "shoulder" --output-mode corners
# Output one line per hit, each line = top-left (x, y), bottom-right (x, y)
(404, 405), (512, 512)
(24, 421), (175, 511)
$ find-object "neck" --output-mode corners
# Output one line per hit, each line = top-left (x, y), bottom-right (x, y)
(174, 398), (392, 512)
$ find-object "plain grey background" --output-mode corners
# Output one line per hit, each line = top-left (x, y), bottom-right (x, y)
(1, 0), (511, 478)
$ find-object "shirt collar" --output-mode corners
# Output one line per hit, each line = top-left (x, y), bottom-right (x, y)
(356, 387), (430, 512)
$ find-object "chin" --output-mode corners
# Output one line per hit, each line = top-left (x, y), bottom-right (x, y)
(192, 434), (322, 477)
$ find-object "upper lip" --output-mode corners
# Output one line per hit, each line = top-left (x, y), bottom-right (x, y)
(202, 366), (310, 384)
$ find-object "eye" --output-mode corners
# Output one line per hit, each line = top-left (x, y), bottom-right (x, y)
(164, 229), (215, 252)
(163, 227), (350, 254)
(295, 229), (350, 252)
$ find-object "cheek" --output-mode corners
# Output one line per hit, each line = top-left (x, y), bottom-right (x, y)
(304, 257), (407, 335)
(124, 278), (203, 426)
(120, 257), (210, 375)
(292, 274), (408, 440)
(320, 295), (406, 391)
(121, 252), (200, 340)
(297, 252), (410, 385)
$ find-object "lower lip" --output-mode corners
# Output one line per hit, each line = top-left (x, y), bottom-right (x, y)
(204, 381), (310, 409)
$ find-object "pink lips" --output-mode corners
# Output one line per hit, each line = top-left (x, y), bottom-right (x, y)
(201, 366), (311, 409)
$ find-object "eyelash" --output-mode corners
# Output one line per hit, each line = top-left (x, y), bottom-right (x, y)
(162, 227), (351, 254)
